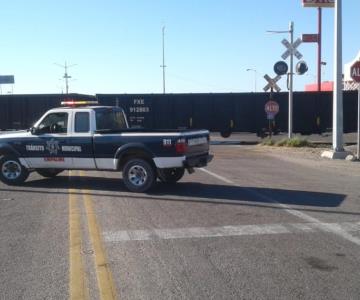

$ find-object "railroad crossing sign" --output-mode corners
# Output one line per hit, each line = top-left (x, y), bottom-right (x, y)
(281, 38), (303, 60)
(350, 61), (360, 83)
(263, 74), (281, 92)
(265, 100), (279, 120)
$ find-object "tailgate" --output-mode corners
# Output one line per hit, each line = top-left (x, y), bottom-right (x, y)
(183, 130), (210, 156)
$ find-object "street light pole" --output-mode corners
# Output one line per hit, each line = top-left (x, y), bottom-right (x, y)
(246, 68), (257, 92)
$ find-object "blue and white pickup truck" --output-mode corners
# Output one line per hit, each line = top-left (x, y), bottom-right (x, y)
(0, 100), (212, 192)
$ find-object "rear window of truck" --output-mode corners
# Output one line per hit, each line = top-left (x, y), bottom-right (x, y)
(95, 108), (127, 131)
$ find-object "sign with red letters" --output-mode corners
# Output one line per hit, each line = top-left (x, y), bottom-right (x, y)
(302, 0), (335, 8)
(350, 61), (360, 83)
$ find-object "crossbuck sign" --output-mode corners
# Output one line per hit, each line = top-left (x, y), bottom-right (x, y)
(281, 38), (303, 60)
(263, 74), (281, 92)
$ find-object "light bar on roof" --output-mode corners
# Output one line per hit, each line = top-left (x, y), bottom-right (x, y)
(61, 100), (99, 106)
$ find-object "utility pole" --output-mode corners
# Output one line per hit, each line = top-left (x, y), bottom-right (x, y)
(55, 61), (77, 94)
(161, 26), (166, 94)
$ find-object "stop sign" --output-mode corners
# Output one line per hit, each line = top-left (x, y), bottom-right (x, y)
(265, 100), (279, 120)
(350, 61), (360, 82)
(265, 100), (279, 114)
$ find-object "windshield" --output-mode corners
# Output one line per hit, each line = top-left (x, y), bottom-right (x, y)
(95, 108), (127, 131)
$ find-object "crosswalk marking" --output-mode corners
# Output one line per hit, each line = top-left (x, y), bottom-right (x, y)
(103, 221), (360, 242)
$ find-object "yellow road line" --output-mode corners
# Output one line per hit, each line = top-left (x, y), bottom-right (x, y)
(82, 190), (117, 300)
(69, 189), (88, 300)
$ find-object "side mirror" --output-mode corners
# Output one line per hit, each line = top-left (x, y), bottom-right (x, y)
(30, 127), (39, 135)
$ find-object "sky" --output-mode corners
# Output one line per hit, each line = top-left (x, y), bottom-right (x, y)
(0, 0), (359, 95)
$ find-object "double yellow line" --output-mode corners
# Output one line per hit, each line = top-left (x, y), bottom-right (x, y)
(69, 172), (117, 300)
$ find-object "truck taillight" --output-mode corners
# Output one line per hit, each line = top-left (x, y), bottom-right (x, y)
(175, 138), (187, 154)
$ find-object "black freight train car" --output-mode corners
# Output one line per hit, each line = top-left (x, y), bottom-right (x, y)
(0, 93), (96, 130)
(96, 91), (358, 136)
(0, 91), (357, 136)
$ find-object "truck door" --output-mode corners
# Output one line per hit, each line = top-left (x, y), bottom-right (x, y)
(67, 111), (96, 169)
(26, 111), (73, 168)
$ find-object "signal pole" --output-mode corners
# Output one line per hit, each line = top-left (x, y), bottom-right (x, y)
(266, 21), (296, 139)
(288, 21), (294, 139)
(55, 61), (77, 94)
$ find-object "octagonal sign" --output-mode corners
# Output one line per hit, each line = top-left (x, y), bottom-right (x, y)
(350, 61), (360, 83)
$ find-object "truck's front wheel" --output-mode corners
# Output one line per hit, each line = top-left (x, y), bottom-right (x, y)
(0, 155), (29, 185)
(158, 168), (185, 183)
(123, 159), (156, 193)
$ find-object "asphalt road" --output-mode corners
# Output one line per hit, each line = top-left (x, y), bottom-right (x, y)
(0, 145), (359, 299)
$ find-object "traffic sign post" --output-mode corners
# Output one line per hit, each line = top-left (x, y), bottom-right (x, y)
(266, 21), (303, 139)
(350, 61), (360, 159)
(277, 22), (303, 139)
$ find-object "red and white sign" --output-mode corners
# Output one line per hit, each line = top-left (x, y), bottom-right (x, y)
(302, 34), (319, 43)
(265, 101), (279, 119)
(302, 0), (335, 8)
(350, 61), (360, 83)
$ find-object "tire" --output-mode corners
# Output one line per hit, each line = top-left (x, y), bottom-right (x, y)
(158, 168), (185, 183)
(220, 130), (231, 138)
(122, 158), (156, 193)
(0, 155), (29, 185)
(36, 169), (63, 178)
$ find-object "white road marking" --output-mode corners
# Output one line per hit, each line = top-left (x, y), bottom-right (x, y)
(200, 168), (235, 184)
(104, 221), (360, 242)
(199, 168), (360, 247)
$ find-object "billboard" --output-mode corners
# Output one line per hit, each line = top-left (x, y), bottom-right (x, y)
(302, 0), (335, 7)
(0, 75), (15, 84)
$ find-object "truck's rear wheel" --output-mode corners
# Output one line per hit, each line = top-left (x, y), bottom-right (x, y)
(123, 159), (156, 192)
(36, 169), (63, 178)
(0, 155), (29, 185)
(158, 168), (185, 183)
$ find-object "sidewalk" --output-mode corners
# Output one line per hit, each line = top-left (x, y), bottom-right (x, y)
(210, 132), (358, 146)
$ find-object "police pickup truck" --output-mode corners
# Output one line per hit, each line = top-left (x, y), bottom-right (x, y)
(0, 100), (212, 192)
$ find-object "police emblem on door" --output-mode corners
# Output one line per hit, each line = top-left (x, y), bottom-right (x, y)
(46, 139), (60, 155)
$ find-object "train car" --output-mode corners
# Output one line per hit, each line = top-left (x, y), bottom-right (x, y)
(96, 91), (358, 136)
(0, 91), (357, 136)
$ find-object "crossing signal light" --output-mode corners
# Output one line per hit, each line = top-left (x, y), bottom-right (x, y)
(296, 61), (308, 75)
